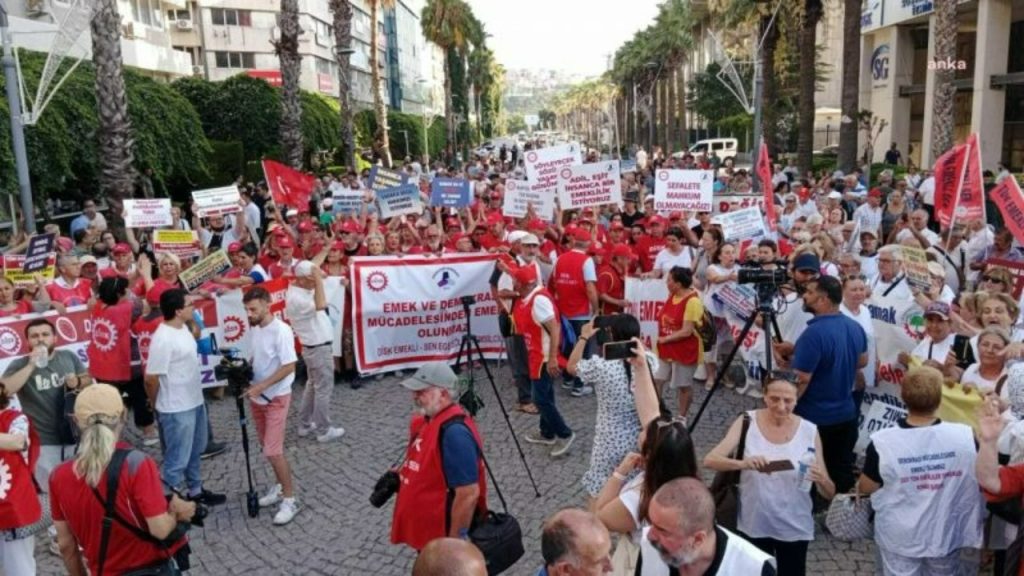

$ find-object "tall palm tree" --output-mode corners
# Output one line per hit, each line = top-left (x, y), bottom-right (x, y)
(930, 0), (957, 161)
(796, 0), (824, 172)
(90, 0), (137, 229)
(369, 0), (395, 168)
(275, 0), (304, 169)
(421, 0), (476, 158)
(468, 45), (494, 142)
(328, 0), (356, 170)
(837, 0), (860, 172)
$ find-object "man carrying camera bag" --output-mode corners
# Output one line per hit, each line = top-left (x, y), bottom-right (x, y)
(391, 362), (487, 551)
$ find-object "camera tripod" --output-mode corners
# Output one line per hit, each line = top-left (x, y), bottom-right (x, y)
(454, 296), (541, 498)
(234, 392), (261, 517)
(688, 284), (785, 432)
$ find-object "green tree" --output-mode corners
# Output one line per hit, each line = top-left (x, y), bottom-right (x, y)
(421, 0), (479, 157)
(369, 0), (396, 167)
(686, 62), (748, 125)
(328, 0), (356, 169)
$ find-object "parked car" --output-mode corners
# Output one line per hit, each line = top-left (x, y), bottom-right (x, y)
(673, 138), (739, 162)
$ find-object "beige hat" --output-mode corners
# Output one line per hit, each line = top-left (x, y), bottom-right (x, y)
(74, 383), (124, 423)
(293, 260), (315, 278)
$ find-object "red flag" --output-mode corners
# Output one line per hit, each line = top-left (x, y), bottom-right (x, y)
(991, 176), (1024, 246)
(756, 140), (776, 231)
(933, 143), (968, 228)
(957, 132), (984, 223)
(262, 159), (315, 210)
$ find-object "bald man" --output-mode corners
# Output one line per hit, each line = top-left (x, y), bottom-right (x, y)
(412, 538), (486, 576)
(645, 478), (775, 575)
(539, 508), (612, 575)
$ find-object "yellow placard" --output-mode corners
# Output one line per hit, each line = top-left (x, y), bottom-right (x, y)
(936, 382), (984, 433)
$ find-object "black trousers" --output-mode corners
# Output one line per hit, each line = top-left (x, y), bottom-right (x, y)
(817, 418), (858, 493)
(741, 533), (809, 576)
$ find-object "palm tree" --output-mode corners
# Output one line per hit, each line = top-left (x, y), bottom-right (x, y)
(837, 0), (860, 172)
(90, 0), (137, 229)
(275, 0), (304, 169)
(930, 0), (957, 161)
(328, 0), (356, 170)
(649, 0), (693, 152)
(796, 0), (824, 172)
(468, 46), (495, 142)
(421, 0), (477, 159)
(369, 0), (395, 168)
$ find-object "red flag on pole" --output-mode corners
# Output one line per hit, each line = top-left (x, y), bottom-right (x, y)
(990, 176), (1024, 245)
(262, 159), (316, 210)
(956, 132), (984, 223)
(756, 140), (776, 231)
(932, 143), (968, 228)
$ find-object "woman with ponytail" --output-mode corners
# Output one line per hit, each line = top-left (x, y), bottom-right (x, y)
(49, 384), (195, 575)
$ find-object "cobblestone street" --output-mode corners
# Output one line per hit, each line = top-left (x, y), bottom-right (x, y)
(38, 363), (876, 575)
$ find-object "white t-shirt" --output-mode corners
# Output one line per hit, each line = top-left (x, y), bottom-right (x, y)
(284, 284), (333, 346)
(526, 286), (556, 363)
(919, 176), (936, 205)
(653, 247), (694, 276)
(896, 227), (940, 247)
(841, 303), (876, 388)
(911, 332), (956, 364)
(250, 318), (298, 404)
(145, 323), (204, 414)
(961, 364), (1006, 395)
(199, 226), (242, 250)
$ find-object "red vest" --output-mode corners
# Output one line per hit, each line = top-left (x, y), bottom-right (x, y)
(512, 288), (560, 379)
(658, 292), (700, 365)
(47, 278), (92, 307)
(391, 404), (488, 551)
(132, 313), (165, 367)
(88, 300), (134, 382)
(0, 409), (41, 530)
(551, 250), (591, 318)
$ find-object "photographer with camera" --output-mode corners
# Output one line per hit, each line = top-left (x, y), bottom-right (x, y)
(49, 384), (196, 575)
(390, 362), (487, 551)
(242, 287), (302, 526)
(145, 289), (227, 508)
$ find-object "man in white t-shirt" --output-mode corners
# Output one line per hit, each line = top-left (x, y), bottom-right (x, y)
(286, 261), (344, 443)
(144, 288), (226, 507)
(244, 286), (301, 526)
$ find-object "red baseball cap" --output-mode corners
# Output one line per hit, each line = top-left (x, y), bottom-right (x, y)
(112, 243), (132, 256)
(227, 242), (243, 254)
(330, 240), (345, 251)
(527, 219), (547, 233)
(571, 228), (592, 242)
(610, 221), (625, 230)
(445, 216), (461, 228)
(297, 221), (314, 233)
(868, 187), (883, 199)
(610, 244), (635, 259)
(340, 220), (363, 235)
(669, 211), (684, 220)
(511, 264), (538, 284)
(490, 191), (502, 199)
(648, 216), (665, 227)
(277, 235), (294, 249)
(487, 212), (505, 224)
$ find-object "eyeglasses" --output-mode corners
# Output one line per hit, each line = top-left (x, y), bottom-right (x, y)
(842, 274), (867, 282)
(983, 275), (1008, 284)
(768, 370), (799, 386)
(878, 258), (896, 263)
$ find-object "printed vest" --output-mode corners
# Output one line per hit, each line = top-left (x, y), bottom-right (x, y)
(513, 288), (559, 379)
(551, 250), (590, 318)
(88, 300), (134, 382)
(0, 409), (41, 530)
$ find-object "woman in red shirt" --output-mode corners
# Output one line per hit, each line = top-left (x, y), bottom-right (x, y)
(655, 266), (704, 419)
(0, 276), (50, 318)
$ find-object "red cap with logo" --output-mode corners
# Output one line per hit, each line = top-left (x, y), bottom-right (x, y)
(511, 264), (538, 284)
(571, 227), (592, 242)
(610, 244), (636, 259)
(297, 221), (314, 233)
(112, 243), (133, 256)
(277, 235), (294, 249)
(669, 211), (684, 220)
(227, 242), (243, 254)
(340, 220), (363, 235)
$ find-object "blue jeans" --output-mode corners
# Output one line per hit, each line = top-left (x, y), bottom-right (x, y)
(532, 372), (572, 440)
(158, 404), (208, 496)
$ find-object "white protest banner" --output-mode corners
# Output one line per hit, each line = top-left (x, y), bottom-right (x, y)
(524, 143), (582, 192)
(654, 170), (714, 212)
(624, 278), (667, 351)
(855, 383), (907, 455)
(214, 288), (251, 357)
(502, 179), (555, 220)
(350, 254), (503, 374)
(714, 194), (765, 214)
(556, 160), (622, 210)
(123, 199), (172, 228)
(323, 277), (347, 357)
(376, 183), (423, 219)
(331, 187), (365, 216)
(868, 287), (924, 389)
(192, 185), (241, 218)
(712, 206), (768, 243)
(0, 307), (90, 375)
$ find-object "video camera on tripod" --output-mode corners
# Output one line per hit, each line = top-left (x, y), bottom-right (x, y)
(737, 260), (790, 303)
(213, 348), (254, 396)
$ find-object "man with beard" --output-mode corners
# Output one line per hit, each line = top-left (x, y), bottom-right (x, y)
(195, 210), (247, 253)
(243, 287), (301, 525)
(783, 276), (867, 493)
(391, 363), (486, 551)
(646, 478), (775, 575)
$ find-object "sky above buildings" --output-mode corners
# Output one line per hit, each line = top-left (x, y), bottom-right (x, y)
(468, 0), (662, 77)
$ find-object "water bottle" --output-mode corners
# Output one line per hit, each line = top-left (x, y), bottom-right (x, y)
(797, 447), (816, 492)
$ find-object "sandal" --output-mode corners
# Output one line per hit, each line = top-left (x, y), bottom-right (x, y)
(518, 403), (539, 414)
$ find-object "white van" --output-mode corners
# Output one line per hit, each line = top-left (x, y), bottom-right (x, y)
(683, 138), (738, 162)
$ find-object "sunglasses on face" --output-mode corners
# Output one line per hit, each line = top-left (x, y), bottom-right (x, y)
(984, 275), (1008, 284)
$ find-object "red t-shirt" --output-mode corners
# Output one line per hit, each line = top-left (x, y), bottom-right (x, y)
(49, 444), (186, 575)
(634, 236), (666, 273)
(0, 299), (33, 318)
(46, 278), (93, 307)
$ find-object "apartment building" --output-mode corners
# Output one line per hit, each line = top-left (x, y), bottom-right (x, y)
(8, 0), (193, 80)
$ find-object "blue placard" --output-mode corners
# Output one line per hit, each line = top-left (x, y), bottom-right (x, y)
(377, 183), (422, 218)
(367, 166), (409, 192)
(22, 233), (56, 273)
(429, 177), (471, 208)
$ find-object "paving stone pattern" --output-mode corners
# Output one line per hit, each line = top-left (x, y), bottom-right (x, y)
(37, 364), (877, 575)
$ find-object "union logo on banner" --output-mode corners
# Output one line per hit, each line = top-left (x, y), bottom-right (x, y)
(0, 327), (21, 356)
(366, 271), (389, 292)
(432, 267), (460, 291)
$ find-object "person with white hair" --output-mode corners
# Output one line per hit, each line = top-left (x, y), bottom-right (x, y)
(871, 245), (912, 300)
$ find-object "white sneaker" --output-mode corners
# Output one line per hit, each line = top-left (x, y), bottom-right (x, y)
(316, 426), (345, 443)
(259, 483), (282, 507)
(297, 423), (317, 438)
(694, 363), (707, 381)
(273, 498), (301, 525)
(142, 431), (160, 447)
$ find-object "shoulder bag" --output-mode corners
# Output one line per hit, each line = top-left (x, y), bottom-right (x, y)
(825, 484), (874, 541)
(708, 412), (750, 531)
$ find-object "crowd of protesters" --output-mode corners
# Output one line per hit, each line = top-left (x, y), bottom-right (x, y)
(0, 137), (1023, 575)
